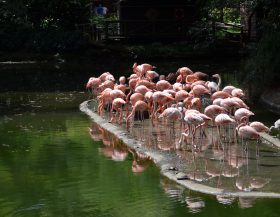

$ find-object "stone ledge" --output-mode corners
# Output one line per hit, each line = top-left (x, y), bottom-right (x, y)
(80, 100), (280, 199)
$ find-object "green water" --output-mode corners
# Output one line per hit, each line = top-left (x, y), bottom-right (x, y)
(0, 92), (279, 217)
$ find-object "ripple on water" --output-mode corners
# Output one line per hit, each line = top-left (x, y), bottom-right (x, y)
(185, 196), (205, 213)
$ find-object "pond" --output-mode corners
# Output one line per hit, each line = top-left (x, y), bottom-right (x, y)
(0, 60), (279, 216)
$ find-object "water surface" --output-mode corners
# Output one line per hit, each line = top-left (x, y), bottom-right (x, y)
(0, 59), (279, 216)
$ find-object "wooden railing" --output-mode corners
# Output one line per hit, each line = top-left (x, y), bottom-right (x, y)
(76, 20), (245, 43)
(76, 20), (191, 41)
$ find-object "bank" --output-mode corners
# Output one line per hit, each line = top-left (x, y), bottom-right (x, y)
(80, 100), (280, 199)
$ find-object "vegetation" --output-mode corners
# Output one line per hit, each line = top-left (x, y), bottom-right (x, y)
(242, 1), (280, 100)
(0, 0), (279, 101)
(0, 0), (89, 51)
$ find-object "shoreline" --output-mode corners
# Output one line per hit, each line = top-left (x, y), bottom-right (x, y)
(80, 100), (280, 199)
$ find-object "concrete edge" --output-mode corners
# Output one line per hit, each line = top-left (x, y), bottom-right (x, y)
(80, 100), (280, 199)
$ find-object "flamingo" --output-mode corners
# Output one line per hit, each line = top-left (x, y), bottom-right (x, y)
(175, 90), (189, 102)
(158, 107), (182, 122)
(179, 111), (205, 147)
(222, 85), (236, 95)
(135, 85), (151, 95)
(156, 80), (172, 91)
(270, 119), (280, 131)
(234, 108), (254, 124)
(232, 88), (245, 98)
(99, 72), (111, 82)
(126, 100), (148, 127)
(97, 88), (113, 115)
(110, 98), (126, 124)
(204, 105), (226, 120)
(214, 113), (236, 142)
(145, 70), (159, 81)
(237, 122), (260, 156)
(192, 84), (210, 98)
(249, 121), (270, 133)
(236, 123), (260, 140)
(211, 91), (231, 100)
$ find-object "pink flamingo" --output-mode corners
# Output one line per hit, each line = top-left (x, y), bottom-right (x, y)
(99, 72), (111, 82)
(249, 121), (270, 133)
(222, 85), (236, 95)
(211, 91), (231, 100)
(236, 122), (260, 156)
(126, 100), (148, 127)
(234, 108), (254, 124)
(145, 70), (159, 81)
(204, 105), (226, 120)
(214, 113), (236, 142)
(175, 90), (189, 102)
(110, 98), (126, 124)
(97, 88), (113, 115)
(232, 88), (245, 98)
(135, 85), (152, 95)
(156, 80), (172, 91)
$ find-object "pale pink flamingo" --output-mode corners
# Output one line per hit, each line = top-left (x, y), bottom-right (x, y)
(236, 123), (260, 142)
(236, 122), (260, 156)
(152, 92), (175, 118)
(190, 97), (202, 112)
(186, 74), (199, 83)
(231, 97), (249, 109)
(156, 80), (172, 91)
(214, 113), (236, 142)
(212, 98), (223, 106)
(178, 111), (205, 147)
(177, 66), (193, 76)
(130, 93), (144, 106)
(97, 88), (113, 115)
(220, 97), (241, 114)
(99, 72), (111, 82)
(190, 80), (207, 89)
(127, 73), (138, 80)
(86, 77), (102, 98)
(114, 83), (126, 93)
(211, 91), (231, 100)
(231, 88), (245, 98)
(222, 85), (236, 95)
(98, 80), (115, 92)
(135, 85), (151, 95)
(136, 79), (156, 90)
(158, 107), (182, 122)
(109, 98), (126, 124)
(234, 108), (254, 124)
(145, 70), (159, 81)
(173, 82), (183, 91)
(192, 84), (210, 98)
(126, 100), (148, 127)
(144, 91), (154, 116)
(249, 121), (269, 133)
(126, 78), (138, 102)
(105, 74), (115, 82)
(204, 105), (226, 120)
(270, 119), (280, 132)
(175, 90), (189, 102)
(134, 63), (154, 78)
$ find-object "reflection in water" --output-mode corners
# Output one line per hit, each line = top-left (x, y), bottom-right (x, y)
(238, 197), (256, 209)
(216, 195), (236, 205)
(89, 122), (151, 172)
(92, 101), (280, 194)
(185, 196), (205, 213)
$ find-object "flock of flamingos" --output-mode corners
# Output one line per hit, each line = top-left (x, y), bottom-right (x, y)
(85, 63), (280, 192)
(86, 63), (279, 147)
